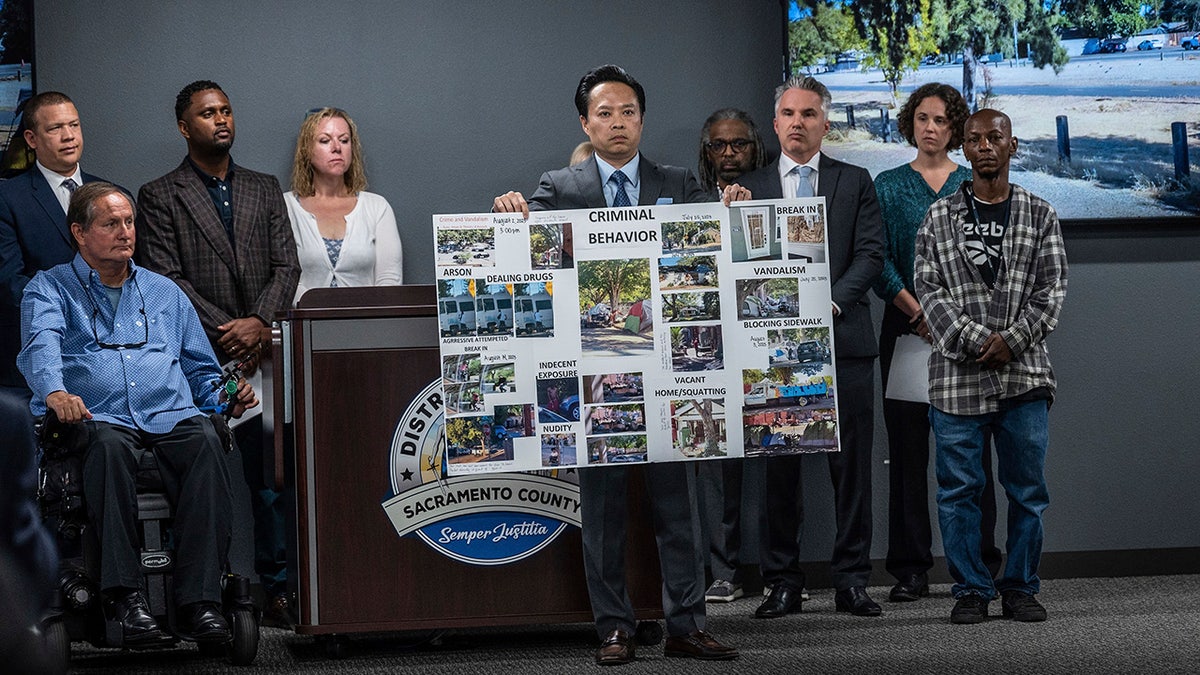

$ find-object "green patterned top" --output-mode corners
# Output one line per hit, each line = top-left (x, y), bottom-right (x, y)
(873, 162), (972, 302)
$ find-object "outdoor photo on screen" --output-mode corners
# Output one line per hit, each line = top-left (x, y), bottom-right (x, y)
(786, 1), (1198, 218)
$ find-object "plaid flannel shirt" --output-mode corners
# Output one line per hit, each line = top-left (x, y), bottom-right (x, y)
(914, 183), (1067, 415)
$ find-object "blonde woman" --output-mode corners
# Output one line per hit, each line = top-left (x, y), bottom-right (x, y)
(285, 108), (402, 305)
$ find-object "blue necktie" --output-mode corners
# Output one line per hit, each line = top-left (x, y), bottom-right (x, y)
(61, 178), (79, 194)
(611, 170), (632, 207)
(794, 166), (814, 198)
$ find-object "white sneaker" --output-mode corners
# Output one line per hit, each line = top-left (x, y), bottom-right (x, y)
(704, 579), (744, 602)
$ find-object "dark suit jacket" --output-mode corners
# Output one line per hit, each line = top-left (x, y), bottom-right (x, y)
(0, 168), (110, 386)
(134, 159), (299, 361)
(528, 154), (708, 211)
(738, 154), (884, 358)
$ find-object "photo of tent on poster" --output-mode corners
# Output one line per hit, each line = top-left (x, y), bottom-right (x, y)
(736, 277), (800, 320)
(577, 259), (654, 358)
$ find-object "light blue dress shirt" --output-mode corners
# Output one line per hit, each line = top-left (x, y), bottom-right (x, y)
(18, 255), (225, 433)
(595, 153), (641, 207)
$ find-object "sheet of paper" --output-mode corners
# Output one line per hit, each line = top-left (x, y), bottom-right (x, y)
(885, 334), (931, 404)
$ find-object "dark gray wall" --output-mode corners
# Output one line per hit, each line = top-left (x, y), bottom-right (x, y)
(34, 0), (783, 284)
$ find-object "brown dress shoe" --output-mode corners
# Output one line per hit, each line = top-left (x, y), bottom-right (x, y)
(595, 629), (635, 666)
(664, 630), (738, 660)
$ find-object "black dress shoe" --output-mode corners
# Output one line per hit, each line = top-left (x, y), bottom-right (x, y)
(664, 630), (738, 660)
(889, 573), (930, 602)
(178, 602), (231, 643)
(108, 589), (164, 645)
(595, 629), (634, 666)
(835, 586), (882, 616)
(755, 584), (804, 618)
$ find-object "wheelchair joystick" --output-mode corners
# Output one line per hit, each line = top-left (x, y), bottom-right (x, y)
(205, 360), (248, 419)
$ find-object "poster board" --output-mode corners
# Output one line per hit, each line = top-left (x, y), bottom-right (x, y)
(433, 198), (842, 475)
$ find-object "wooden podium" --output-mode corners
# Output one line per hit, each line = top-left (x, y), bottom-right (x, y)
(273, 285), (663, 636)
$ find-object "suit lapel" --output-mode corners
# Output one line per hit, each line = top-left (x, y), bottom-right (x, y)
(171, 162), (238, 273)
(816, 154), (841, 203)
(231, 171), (259, 264)
(29, 170), (71, 247)
(637, 157), (663, 206)
(572, 160), (607, 209)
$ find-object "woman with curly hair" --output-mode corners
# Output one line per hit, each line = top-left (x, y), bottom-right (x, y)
(874, 83), (1001, 603)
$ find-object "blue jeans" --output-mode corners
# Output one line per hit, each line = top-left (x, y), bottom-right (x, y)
(931, 400), (1050, 600)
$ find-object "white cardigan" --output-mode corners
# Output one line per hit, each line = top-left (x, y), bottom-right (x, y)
(285, 191), (404, 305)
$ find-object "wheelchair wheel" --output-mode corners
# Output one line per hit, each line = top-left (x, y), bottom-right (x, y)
(634, 620), (662, 646)
(43, 619), (71, 670)
(227, 607), (259, 666)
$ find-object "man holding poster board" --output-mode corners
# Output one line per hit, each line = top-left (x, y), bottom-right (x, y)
(737, 76), (885, 619)
(493, 65), (744, 665)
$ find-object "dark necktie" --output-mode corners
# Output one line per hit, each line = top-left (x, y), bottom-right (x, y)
(62, 177), (79, 194)
(611, 170), (632, 207)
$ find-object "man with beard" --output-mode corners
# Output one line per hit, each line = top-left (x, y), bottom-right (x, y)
(134, 80), (299, 627)
(697, 108), (766, 198)
(694, 107), (767, 604)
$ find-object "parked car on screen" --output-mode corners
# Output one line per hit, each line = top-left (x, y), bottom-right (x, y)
(1137, 36), (1165, 50)
(1182, 34), (1200, 50)
(1097, 38), (1127, 53)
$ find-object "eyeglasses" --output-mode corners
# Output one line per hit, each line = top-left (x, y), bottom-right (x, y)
(90, 277), (148, 350)
(705, 139), (753, 153)
(92, 310), (148, 350)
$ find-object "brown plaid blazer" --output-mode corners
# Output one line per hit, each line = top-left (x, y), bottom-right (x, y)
(134, 158), (299, 361)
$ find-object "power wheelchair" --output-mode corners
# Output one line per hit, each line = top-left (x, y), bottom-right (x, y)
(35, 404), (260, 667)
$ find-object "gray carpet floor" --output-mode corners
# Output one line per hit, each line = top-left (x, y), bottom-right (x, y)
(67, 574), (1200, 674)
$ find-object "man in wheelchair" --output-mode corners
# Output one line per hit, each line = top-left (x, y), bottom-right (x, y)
(17, 182), (257, 646)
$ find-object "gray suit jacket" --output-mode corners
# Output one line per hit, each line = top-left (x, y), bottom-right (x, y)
(134, 159), (299, 361)
(524, 153), (710, 636)
(738, 154), (884, 358)
(528, 154), (708, 211)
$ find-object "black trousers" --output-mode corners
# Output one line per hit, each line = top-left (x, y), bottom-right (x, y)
(82, 416), (233, 606)
(879, 303), (1001, 580)
(235, 417), (288, 597)
(762, 356), (875, 591)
